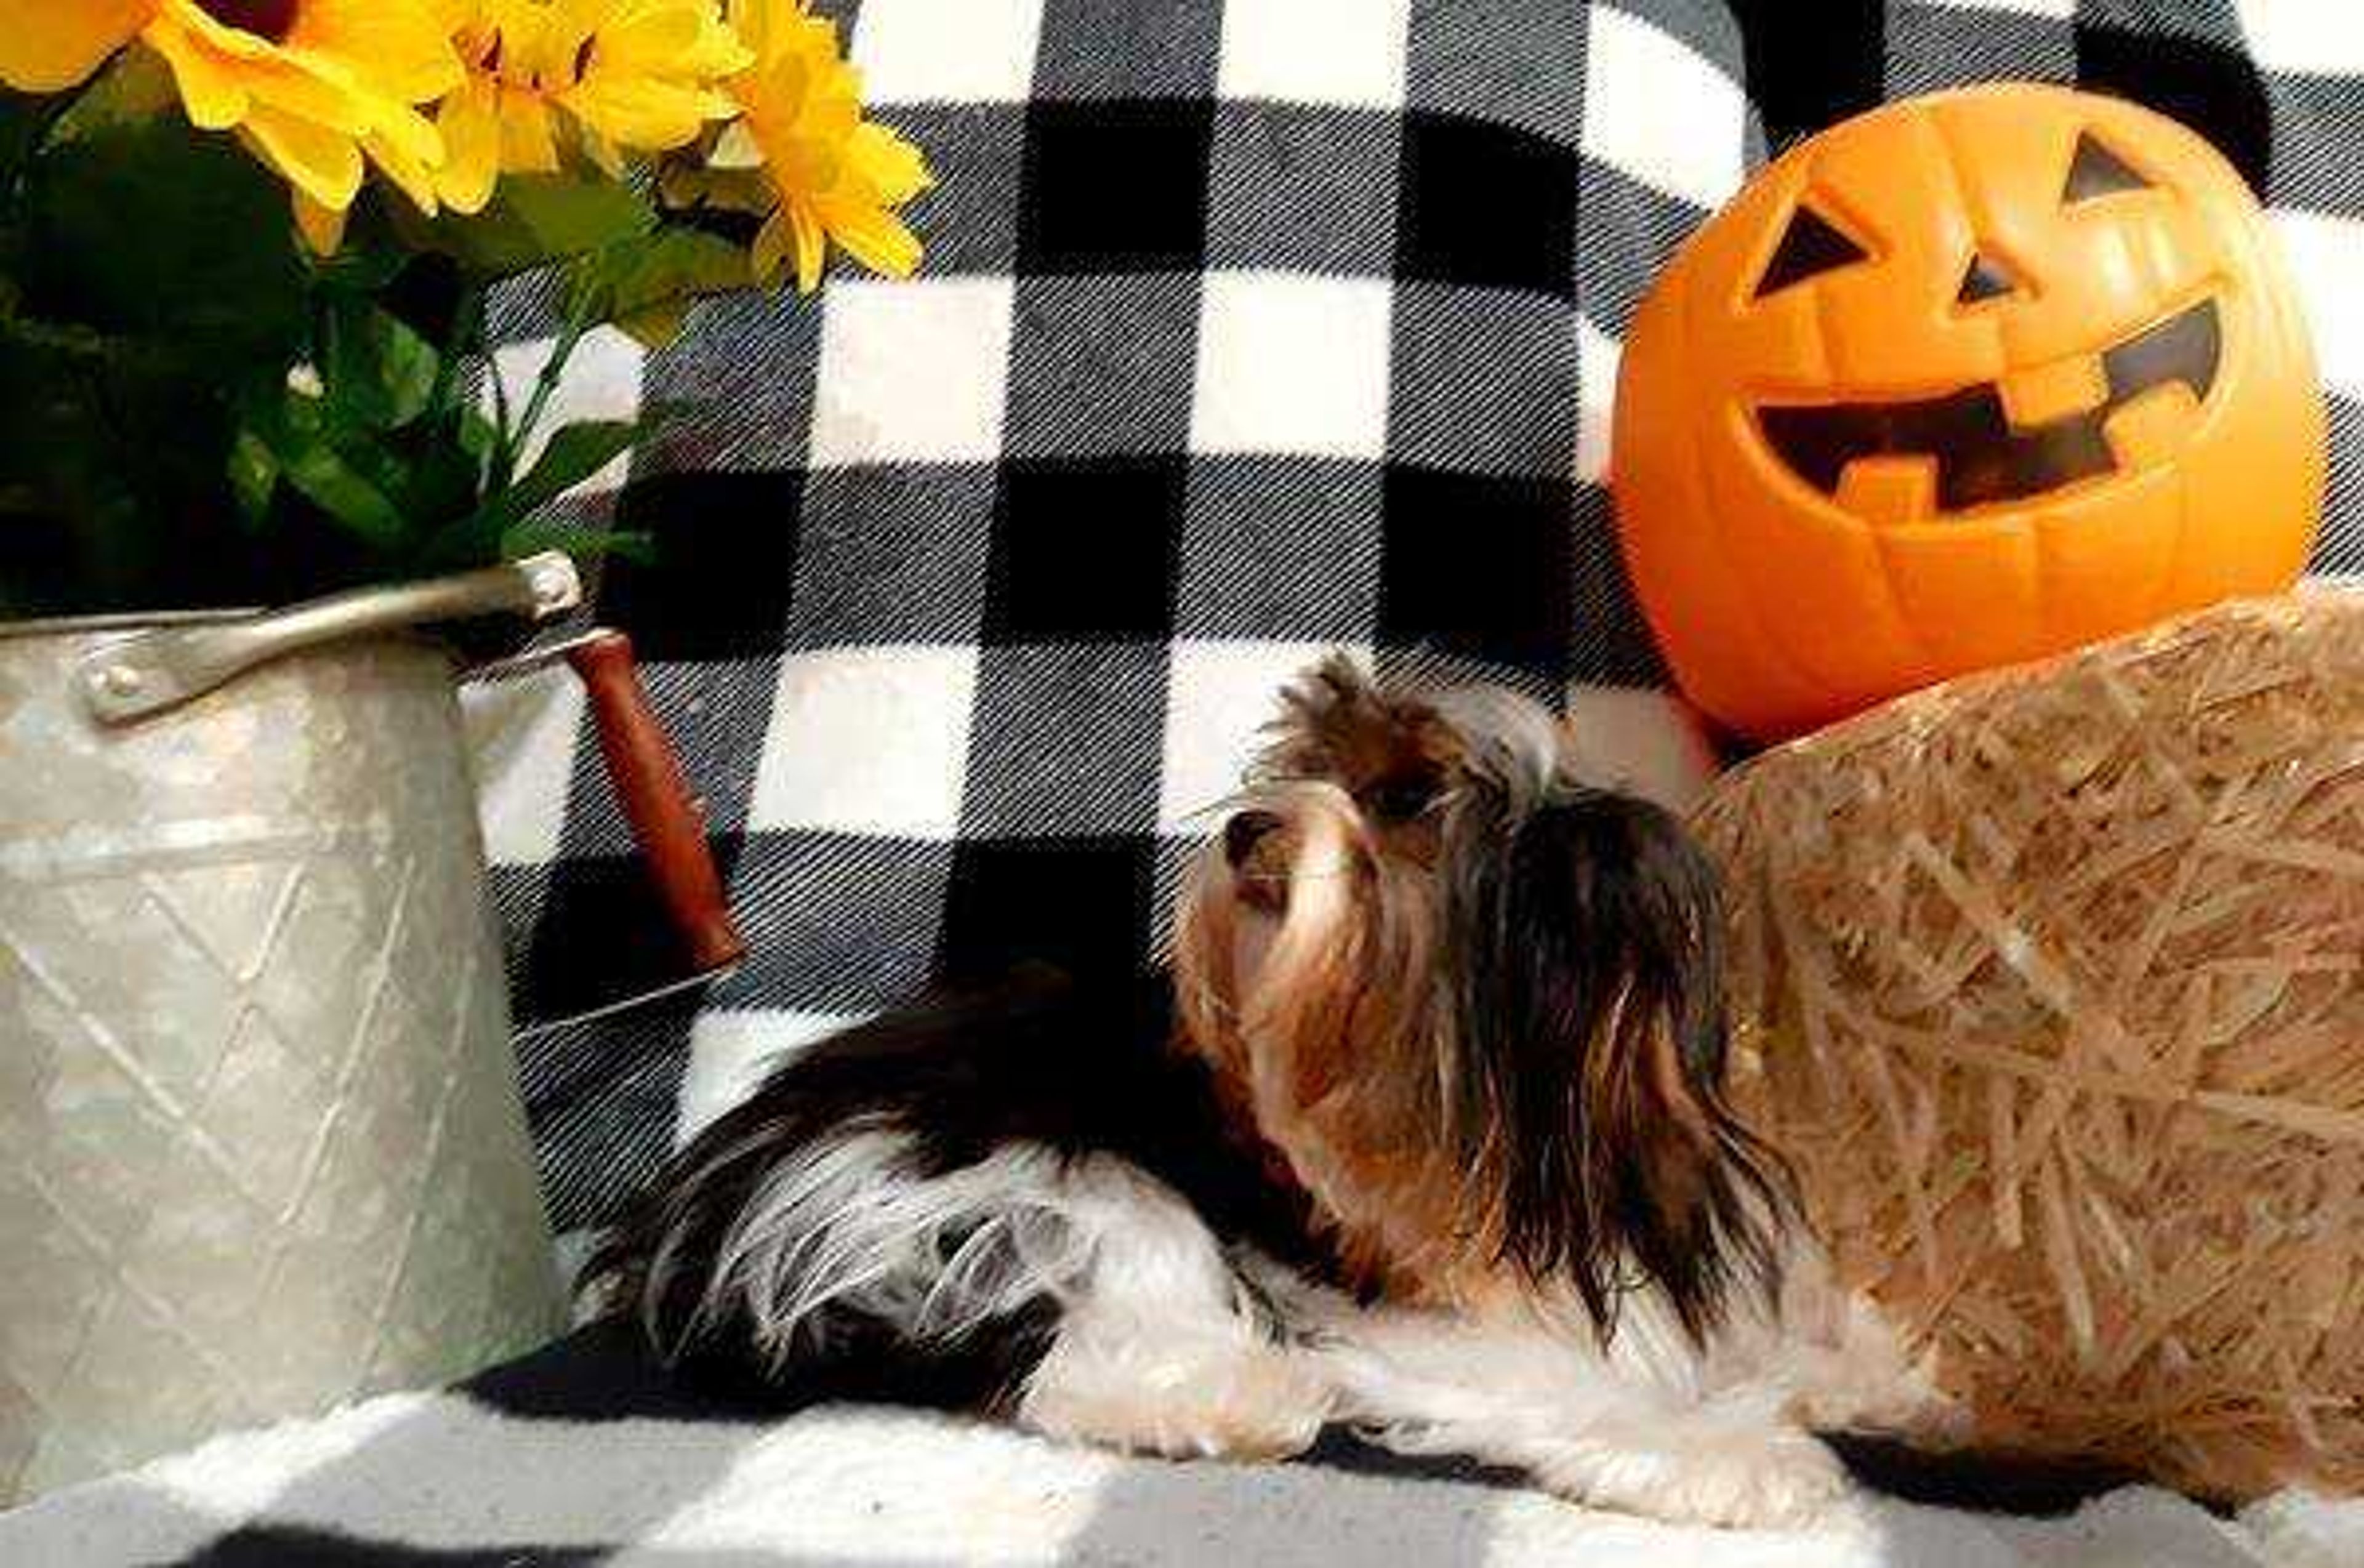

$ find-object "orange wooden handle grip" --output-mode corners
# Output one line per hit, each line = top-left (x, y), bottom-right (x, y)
(566, 630), (746, 974)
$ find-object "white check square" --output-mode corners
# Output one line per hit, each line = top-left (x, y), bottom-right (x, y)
(1191, 271), (1392, 459)
(851, 0), (1045, 105)
(810, 277), (1015, 467)
(1217, 0), (1410, 109)
(749, 646), (979, 837)
(1581, 4), (1748, 210)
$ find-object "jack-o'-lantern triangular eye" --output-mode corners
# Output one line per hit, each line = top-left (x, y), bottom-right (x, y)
(2064, 131), (2153, 203)
(1754, 205), (1871, 299)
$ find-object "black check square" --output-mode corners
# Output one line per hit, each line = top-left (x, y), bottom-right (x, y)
(987, 456), (1184, 641)
(1398, 112), (1578, 299)
(1019, 99), (1215, 274)
(520, 841), (744, 1025)
(1380, 464), (1573, 681)
(600, 470), (802, 662)
(2075, 12), (2273, 194)
(940, 835), (1159, 984)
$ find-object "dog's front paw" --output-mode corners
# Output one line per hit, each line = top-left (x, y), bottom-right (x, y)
(1018, 1339), (1331, 1463)
(1532, 1425), (1849, 1530)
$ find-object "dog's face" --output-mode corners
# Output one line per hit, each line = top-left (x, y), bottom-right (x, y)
(1174, 657), (1786, 1338)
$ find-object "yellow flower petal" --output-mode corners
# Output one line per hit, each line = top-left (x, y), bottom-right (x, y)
(293, 188), (349, 254)
(789, 199), (826, 292)
(0, 0), (150, 92)
(287, 0), (460, 103)
(435, 76), (504, 212)
(563, 76), (733, 152)
(143, 19), (252, 128)
(811, 194), (920, 279)
(160, 1), (289, 61)
(845, 121), (931, 205)
(231, 54), (374, 134)
(497, 92), (561, 172)
(714, 0), (928, 290)
(364, 124), (440, 215)
(138, 0), (453, 227)
(240, 102), (364, 210)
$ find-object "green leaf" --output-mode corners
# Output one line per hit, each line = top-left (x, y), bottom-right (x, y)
(567, 227), (750, 331)
(277, 443), (409, 547)
(400, 170), (655, 278)
(228, 429), (279, 523)
(19, 117), (307, 365)
(47, 50), (178, 145)
(320, 299), (440, 430)
(499, 520), (654, 563)
(498, 418), (645, 520)
(241, 392), (409, 547)
(0, 95), (52, 187)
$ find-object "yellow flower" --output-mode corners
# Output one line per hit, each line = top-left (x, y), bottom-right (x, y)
(673, 0), (930, 292)
(0, 0), (457, 247)
(0, 0), (153, 92)
(430, 0), (750, 215)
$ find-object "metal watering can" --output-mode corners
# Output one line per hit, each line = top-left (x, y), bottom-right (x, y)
(0, 553), (738, 1502)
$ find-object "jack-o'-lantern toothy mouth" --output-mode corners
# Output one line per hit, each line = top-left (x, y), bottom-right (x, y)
(1755, 296), (2222, 517)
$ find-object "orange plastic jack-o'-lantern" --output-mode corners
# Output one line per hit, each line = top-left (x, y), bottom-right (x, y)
(1613, 85), (2323, 742)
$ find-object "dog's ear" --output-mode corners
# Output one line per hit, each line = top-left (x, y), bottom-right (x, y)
(1447, 787), (1791, 1341)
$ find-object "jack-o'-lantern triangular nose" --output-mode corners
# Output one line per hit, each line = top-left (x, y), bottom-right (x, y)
(1956, 249), (2024, 307)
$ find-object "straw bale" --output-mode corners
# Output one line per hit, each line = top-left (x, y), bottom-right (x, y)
(1694, 590), (2364, 1500)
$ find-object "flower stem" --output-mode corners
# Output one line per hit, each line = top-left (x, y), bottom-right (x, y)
(430, 282), (483, 433)
(501, 295), (592, 488)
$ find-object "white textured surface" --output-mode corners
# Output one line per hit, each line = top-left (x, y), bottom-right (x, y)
(6, 1386), (2361, 1566)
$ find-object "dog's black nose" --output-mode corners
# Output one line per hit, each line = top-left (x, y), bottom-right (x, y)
(1224, 810), (1282, 870)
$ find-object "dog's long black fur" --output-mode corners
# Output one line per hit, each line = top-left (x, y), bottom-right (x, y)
(585, 963), (1322, 1412)
(1449, 786), (1792, 1342)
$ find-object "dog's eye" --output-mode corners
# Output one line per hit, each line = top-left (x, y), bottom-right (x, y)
(1362, 774), (1438, 823)
(1753, 204), (1871, 299)
(2063, 131), (2153, 204)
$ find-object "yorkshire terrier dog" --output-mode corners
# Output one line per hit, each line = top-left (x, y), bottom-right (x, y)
(592, 657), (1944, 1528)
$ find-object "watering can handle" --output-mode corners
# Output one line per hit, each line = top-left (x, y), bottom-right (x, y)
(74, 553), (582, 723)
(565, 630), (746, 976)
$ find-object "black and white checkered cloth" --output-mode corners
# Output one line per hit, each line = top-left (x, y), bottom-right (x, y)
(472, 0), (2364, 1241)
(15, 3), (2364, 1561)
(7, 1320), (2359, 1564)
